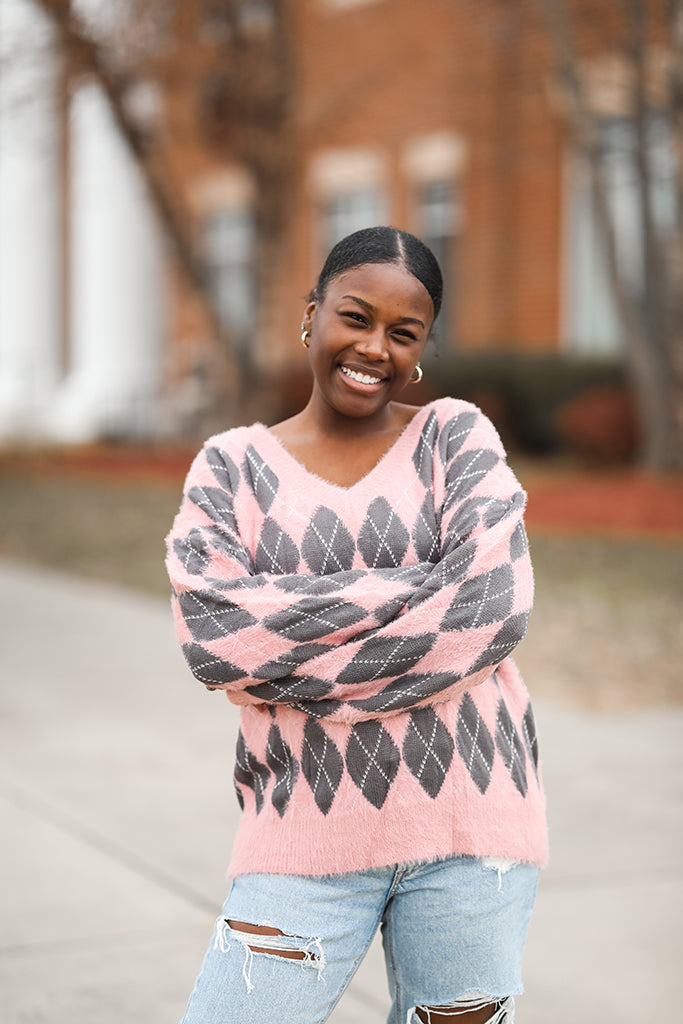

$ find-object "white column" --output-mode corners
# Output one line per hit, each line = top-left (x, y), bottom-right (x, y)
(50, 80), (165, 441)
(0, 0), (62, 439)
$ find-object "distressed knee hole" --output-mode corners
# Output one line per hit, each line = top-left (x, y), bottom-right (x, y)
(415, 994), (513, 1024)
(214, 917), (326, 993)
(227, 919), (314, 961)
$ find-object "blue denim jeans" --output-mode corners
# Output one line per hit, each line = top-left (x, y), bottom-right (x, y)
(179, 856), (539, 1024)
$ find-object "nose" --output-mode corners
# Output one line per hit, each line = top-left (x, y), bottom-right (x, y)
(353, 326), (389, 361)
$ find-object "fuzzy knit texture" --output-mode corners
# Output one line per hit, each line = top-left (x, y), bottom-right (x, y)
(166, 397), (548, 876)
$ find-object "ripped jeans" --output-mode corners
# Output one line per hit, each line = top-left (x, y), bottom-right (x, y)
(179, 855), (539, 1024)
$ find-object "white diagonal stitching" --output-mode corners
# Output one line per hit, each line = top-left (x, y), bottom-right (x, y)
(245, 448), (278, 505)
(409, 713), (449, 780)
(458, 711), (494, 773)
(352, 729), (395, 792)
(305, 732), (339, 802)
(267, 735), (296, 798)
(345, 636), (421, 680)
(308, 513), (349, 573)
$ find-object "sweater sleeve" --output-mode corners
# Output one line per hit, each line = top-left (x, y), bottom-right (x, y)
(254, 408), (534, 721)
(166, 408), (533, 721)
(165, 440), (433, 693)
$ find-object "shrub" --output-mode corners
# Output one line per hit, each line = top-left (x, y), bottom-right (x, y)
(423, 350), (634, 457)
(555, 384), (639, 463)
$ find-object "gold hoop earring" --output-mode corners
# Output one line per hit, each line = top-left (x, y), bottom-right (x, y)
(301, 329), (310, 349)
(410, 363), (423, 384)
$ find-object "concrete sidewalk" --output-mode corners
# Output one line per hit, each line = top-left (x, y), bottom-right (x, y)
(0, 559), (680, 1024)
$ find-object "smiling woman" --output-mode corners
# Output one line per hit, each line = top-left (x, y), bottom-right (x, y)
(165, 226), (547, 1024)
(276, 228), (442, 486)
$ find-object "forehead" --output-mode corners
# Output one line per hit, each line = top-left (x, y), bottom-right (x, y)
(323, 263), (433, 320)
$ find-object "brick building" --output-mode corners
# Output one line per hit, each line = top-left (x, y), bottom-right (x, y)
(171, 0), (674, 403)
(0, 0), (675, 440)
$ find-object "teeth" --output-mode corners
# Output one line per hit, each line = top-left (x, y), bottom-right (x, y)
(341, 366), (382, 385)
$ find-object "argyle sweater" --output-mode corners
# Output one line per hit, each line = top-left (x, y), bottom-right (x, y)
(166, 398), (547, 876)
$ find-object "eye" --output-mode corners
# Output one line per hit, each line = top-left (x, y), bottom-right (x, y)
(393, 329), (417, 343)
(341, 311), (367, 325)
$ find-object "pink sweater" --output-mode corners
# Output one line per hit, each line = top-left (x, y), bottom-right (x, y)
(166, 398), (547, 876)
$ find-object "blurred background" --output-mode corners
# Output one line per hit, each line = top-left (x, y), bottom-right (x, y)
(0, 1), (681, 1022)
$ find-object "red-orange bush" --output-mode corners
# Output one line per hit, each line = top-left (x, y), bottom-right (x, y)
(555, 384), (639, 463)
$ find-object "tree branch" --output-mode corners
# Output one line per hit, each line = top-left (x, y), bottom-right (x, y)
(535, 0), (646, 354)
(36, 0), (233, 361)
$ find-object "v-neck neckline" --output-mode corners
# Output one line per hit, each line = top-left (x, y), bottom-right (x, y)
(254, 401), (435, 494)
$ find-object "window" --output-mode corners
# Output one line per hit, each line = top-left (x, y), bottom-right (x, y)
(565, 115), (676, 355)
(203, 206), (255, 350)
(320, 187), (388, 256)
(415, 180), (461, 348)
(320, 0), (384, 10)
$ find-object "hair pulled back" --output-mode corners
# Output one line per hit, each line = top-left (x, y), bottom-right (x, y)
(313, 226), (443, 322)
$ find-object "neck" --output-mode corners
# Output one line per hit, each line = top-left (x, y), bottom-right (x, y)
(301, 391), (400, 441)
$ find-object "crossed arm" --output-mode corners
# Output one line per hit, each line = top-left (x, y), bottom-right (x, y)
(165, 412), (533, 722)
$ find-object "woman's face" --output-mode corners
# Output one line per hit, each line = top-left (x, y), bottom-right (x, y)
(303, 262), (433, 421)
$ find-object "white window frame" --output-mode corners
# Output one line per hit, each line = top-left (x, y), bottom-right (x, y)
(562, 114), (676, 356)
(404, 132), (467, 350)
(309, 147), (389, 272)
(203, 205), (256, 349)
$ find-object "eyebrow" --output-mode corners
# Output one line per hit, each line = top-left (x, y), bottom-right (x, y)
(341, 294), (426, 329)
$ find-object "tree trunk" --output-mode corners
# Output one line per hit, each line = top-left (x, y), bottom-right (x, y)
(538, 0), (683, 470)
(36, 0), (243, 420)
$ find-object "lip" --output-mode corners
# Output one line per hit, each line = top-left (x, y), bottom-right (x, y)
(339, 362), (388, 381)
(337, 364), (388, 393)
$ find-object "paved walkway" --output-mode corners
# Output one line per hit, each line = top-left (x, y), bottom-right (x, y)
(0, 559), (680, 1024)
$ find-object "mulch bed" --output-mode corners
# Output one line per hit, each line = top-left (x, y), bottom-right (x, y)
(523, 468), (683, 539)
(1, 446), (682, 539)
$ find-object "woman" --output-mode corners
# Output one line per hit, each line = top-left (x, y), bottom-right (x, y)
(166, 226), (547, 1024)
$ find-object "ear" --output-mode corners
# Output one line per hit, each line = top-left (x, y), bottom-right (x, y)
(302, 300), (316, 331)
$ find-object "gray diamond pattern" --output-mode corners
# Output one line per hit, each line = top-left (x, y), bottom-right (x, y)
(178, 590), (256, 641)
(273, 569), (365, 595)
(521, 700), (539, 778)
(403, 708), (454, 797)
(455, 692), (495, 794)
(247, 674), (335, 703)
(412, 410), (439, 485)
(188, 485), (239, 530)
(443, 497), (491, 551)
(206, 446), (240, 493)
(291, 698), (342, 719)
(467, 611), (530, 674)
(444, 449), (499, 511)
(438, 411), (478, 464)
(302, 507), (356, 573)
(263, 595), (367, 642)
(234, 730), (271, 814)
(412, 491), (440, 563)
(346, 721), (400, 809)
(181, 642), (244, 687)
(266, 724), (299, 818)
(174, 529), (210, 575)
(301, 719), (344, 815)
(336, 633), (437, 686)
(441, 564), (514, 632)
(243, 445), (279, 512)
(510, 521), (528, 561)
(255, 517), (300, 574)
(358, 497), (410, 568)
(495, 697), (528, 796)
(253, 643), (332, 680)
(348, 671), (456, 714)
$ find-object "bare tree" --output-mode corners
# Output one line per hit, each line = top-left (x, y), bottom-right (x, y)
(35, 0), (294, 424)
(537, 0), (683, 470)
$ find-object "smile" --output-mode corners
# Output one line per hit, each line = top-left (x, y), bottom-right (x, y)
(340, 366), (384, 385)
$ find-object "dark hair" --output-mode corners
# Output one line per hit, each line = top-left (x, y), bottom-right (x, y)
(312, 226), (443, 322)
